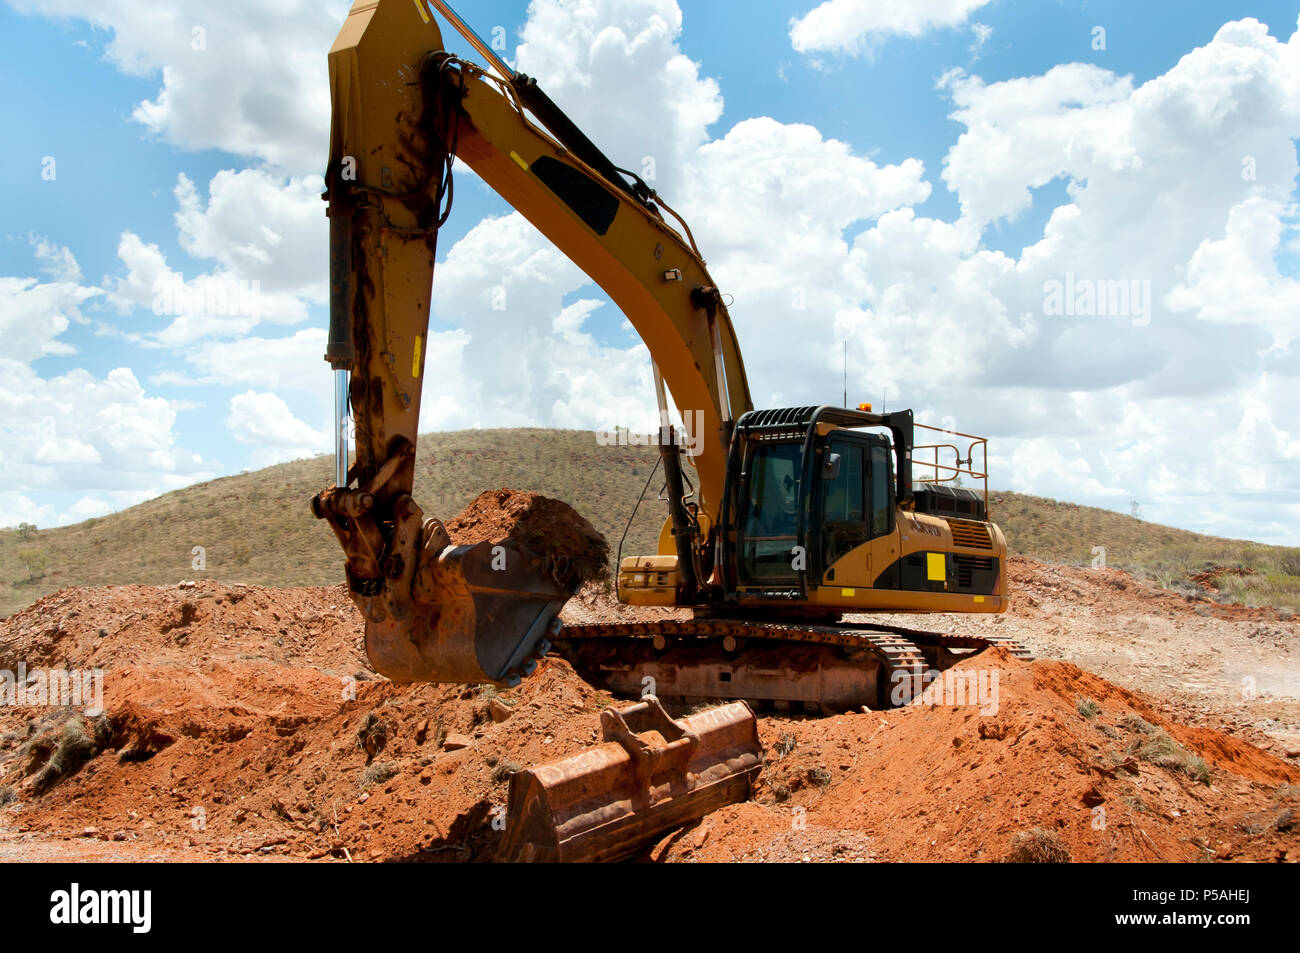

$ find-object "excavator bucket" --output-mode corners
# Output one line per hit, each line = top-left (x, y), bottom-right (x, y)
(362, 532), (577, 687)
(498, 697), (762, 862)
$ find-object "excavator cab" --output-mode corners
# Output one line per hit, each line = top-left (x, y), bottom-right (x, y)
(620, 403), (1007, 616)
(732, 427), (894, 590)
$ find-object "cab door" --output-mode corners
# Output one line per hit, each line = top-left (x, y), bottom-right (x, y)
(820, 434), (895, 589)
(819, 437), (870, 587)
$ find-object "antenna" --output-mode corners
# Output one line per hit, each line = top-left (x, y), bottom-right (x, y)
(842, 340), (847, 407)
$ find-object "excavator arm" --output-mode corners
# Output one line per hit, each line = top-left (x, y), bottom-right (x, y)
(312, 0), (753, 685)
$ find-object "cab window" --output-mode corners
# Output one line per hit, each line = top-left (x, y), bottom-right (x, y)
(822, 442), (867, 566)
(740, 442), (802, 582)
(870, 443), (892, 536)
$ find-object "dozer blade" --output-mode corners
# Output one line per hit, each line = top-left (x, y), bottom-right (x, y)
(364, 538), (576, 686)
(498, 697), (762, 862)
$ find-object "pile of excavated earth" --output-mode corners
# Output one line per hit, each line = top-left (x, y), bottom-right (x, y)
(0, 490), (1296, 862)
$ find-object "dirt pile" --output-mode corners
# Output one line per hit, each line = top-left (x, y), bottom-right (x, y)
(1, 556), (1297, 862)
(655, 650), (1299, 863)
(445, 489), (610, 589)
(0, 652), (614, 861)
(1189, 566), (1257, 593)
(0, 581), (366, 676)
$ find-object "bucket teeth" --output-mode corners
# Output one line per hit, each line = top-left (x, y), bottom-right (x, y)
(497, 697), (762, 863)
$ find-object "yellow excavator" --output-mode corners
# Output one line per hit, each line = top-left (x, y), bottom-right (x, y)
(312, 0), (1028, 861)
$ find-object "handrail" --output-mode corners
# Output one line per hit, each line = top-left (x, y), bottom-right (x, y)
(912, 422), (989, 514)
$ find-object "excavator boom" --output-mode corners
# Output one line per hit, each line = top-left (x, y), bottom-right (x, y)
(313, 0), (757, 686)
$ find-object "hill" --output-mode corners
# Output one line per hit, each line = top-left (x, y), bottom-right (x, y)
(1, 427), (1297, 617)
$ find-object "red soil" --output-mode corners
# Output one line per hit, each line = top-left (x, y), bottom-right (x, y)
(0, 558), (1295, 862)
(444, 489), (610, 588)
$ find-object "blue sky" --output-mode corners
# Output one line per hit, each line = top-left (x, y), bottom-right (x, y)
(2, 0), (1299, 543)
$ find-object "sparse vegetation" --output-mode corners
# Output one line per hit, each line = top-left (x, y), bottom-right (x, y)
(360, 761), (397, 788)
(30, 717), (97, 794)
(989, 492), (1300, 611)
(1121, 715), (1211, 784)
(1005, 827), (1072, 863)
(355, 713), (389, 763)
(16, 549), (47, 582)
(1076, 697), (1102, 719)
(1, 429), (1297, 617)
(491, 760), (522, 783)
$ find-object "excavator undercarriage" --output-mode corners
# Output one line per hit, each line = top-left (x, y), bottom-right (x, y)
(555, 619), (1033, 714)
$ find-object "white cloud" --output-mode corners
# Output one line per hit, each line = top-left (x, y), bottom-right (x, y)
(1167, 196), (1300, 348)
(419, 213), (659, 432)
(157, 328), (330, 395)
(0, 361), (212, 496)
(515, 0), (722, 195)
(0, 241), (212, 514)
(11, 0), (1300, 545)
(790, 0), (993, 54)
(29, 235), (84, 284)
(11, 0), (344, 173)
(226, 391), (328, 467)
(0, 275), (94, 362)
(173, 170), (327, 299)
(104, 171), (322, 348)
(940, 19), (1300, 228)
(0, 492), (150, 530)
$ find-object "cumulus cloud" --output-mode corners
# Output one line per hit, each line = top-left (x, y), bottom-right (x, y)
(10, 0), (343, 173)
(0, 275), (91, 363)
(515, 0), (722, 195)
(155, 328), (330, 395)
(104, 169), (326, 347)
(30, 236), (84, 284)
(0, 360), (211, 500)
(226, 390), (328, 467)
(12, 0), (1300, 545)
(790, 0), (993, 55)
(0, 241), (212, 526)
(420, 213), (660, 432)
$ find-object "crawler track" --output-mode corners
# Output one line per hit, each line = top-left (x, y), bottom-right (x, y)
(552, 619), (1033, 712)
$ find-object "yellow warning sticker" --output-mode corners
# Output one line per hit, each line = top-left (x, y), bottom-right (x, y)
(412, 335), (422, 378)
(973, 595), (985, 603)
(841, 588), (855, 597)
(926, 552), (945, 581)
(510, 150), (529, 171)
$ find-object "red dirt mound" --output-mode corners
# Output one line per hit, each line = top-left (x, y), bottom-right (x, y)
(2, 572), (1297, 863)
(445, 489), (610, 589)
(655, 650), (1299, 863)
